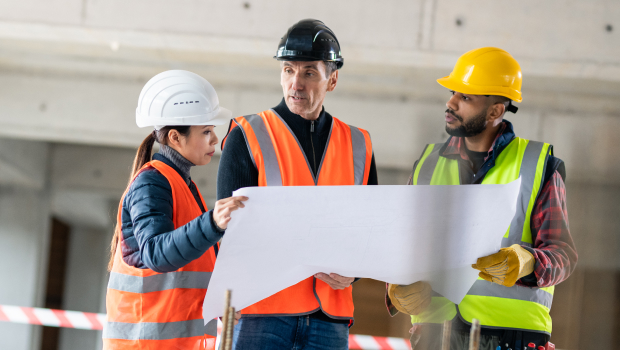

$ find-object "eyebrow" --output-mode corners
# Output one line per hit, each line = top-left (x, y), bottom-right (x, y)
(283, 62), (320, 69)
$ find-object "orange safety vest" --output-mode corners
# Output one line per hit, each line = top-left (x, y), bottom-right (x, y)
(104, 160), (217, 350)
(222, 109), (373, 321)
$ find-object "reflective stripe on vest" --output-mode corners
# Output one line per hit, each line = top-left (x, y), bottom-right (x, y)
(234, 114), (283, 186)
(108, 271), (212, 293)
(224, 109), (373, 319)
(411, 137), (554, 334)
(104, 161), (217, 349)
(104, 318), (218, 340)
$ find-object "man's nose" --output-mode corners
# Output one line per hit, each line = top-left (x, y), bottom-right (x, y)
(446, 94), (458, 111)
(291, 73), (304, 91)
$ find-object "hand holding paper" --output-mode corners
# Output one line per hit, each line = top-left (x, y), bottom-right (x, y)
(314, 273), (355, 290)
(388, 282), (433, 315)
(213, 196), (249, 229)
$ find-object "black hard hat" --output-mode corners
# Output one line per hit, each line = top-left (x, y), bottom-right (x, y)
(275, 19), (343, 69)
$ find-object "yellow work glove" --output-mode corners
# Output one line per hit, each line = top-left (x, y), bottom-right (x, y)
(387, 281), (432, 316)
(472, 244), (535, 287)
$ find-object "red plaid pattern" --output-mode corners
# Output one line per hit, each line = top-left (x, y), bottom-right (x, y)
(527, 171), (577, 287)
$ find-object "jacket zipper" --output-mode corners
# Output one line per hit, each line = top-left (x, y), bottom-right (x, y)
(310, 120), (317, 176)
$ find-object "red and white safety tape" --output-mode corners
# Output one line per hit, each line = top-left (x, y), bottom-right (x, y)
(349, 334), (411, 350)
(0, 305), (410, 350)
(0, 304), (105, 330)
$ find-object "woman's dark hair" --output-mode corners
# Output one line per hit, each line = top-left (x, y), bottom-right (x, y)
(108, 125), (191, 271)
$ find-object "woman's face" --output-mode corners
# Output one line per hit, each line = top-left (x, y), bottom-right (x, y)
(171, 125), (219, 166)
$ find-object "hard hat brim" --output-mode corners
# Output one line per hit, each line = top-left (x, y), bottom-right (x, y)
(437, 76), (522, 103)
(198, 107), (232, 126)
(136, 106), (233, 128)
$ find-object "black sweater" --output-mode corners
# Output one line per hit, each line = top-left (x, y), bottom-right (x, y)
(217, 98), (378, 200)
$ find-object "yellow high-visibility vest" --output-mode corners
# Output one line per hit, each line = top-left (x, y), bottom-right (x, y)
(411, 137), (554, 335)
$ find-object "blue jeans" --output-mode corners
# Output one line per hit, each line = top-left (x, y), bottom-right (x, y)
(232, 316), (349, 350)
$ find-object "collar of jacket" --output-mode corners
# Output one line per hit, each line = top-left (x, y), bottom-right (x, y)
(439, 120), (517, 167)
(152, 152), (191, 185)
(272, 98), (332, 134)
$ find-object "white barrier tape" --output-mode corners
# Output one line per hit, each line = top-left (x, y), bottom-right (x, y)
(0, 305), (411, 349)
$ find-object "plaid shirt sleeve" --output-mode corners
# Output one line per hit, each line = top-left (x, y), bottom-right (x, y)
(518, 170), (578, 288)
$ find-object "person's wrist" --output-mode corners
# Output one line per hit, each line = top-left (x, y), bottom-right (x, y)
(210, 210), (226, 233)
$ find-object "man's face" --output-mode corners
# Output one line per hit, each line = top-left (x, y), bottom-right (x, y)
(444, 91), (490, 137)
(280, 61), (337, 120)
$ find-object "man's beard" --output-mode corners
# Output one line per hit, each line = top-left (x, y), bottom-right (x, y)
(445, 109), (487, 137)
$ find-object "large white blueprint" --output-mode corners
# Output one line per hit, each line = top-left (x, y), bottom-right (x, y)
(203, 179), (521, 321)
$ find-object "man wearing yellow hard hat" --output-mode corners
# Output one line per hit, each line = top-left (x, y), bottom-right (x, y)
(386, 48), (578, 350)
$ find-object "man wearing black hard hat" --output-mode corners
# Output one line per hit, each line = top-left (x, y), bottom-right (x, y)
(217, 19), (377, 349)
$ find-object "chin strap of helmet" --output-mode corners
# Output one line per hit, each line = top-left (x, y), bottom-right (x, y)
(506, 102), (519, 114)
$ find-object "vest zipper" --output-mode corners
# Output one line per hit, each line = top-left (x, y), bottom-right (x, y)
(310, 120), (317, 176)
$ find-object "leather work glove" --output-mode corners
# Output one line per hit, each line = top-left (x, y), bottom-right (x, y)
(387, 281), (432, 316)
(472, 244), (536, 287)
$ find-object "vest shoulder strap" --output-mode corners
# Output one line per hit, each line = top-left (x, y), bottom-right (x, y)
(231, 113), (283, 186)
(343, 120), (373, 185)
(413, 143), (446, 185)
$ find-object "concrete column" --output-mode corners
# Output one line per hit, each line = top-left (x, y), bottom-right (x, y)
(58, 226), (110, 350)
(0, 138), (51, 350)
(0, 186), (51, 350)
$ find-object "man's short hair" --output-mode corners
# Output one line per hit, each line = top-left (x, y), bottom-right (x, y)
(324, 61), (338, 78)
(488, 95), (518, 114)
(489, 95), (511, 105)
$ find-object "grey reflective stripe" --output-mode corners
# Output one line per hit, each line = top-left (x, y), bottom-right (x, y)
(108, 271), (211, 293)
(502, 141), (546, 247)
(103, 319), (204, 340)
(241, 114), (283, 186)
(232, 119), (257, 170)
(204, 318), (217, 336)
(467, 279), (553, 309)
(349, 126), (367, 185)
(416, 144), (442, 185)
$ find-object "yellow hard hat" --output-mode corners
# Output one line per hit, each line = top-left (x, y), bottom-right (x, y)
(437, 47), (522, 102)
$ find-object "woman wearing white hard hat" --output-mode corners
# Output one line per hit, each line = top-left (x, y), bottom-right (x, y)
(103, 70), (246, 350)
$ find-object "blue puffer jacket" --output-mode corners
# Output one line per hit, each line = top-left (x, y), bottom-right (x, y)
(120, 153), (224, 273)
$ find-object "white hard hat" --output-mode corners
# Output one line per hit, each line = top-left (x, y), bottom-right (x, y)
(136, 70), (232, 129)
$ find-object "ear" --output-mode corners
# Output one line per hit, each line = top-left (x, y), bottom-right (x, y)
(167, 129), (181, 147)
(327, 70), (339, 92)
(487, 102), (506, 122)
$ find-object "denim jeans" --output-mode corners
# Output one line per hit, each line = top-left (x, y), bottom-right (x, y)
(232, 315), (349, 350)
